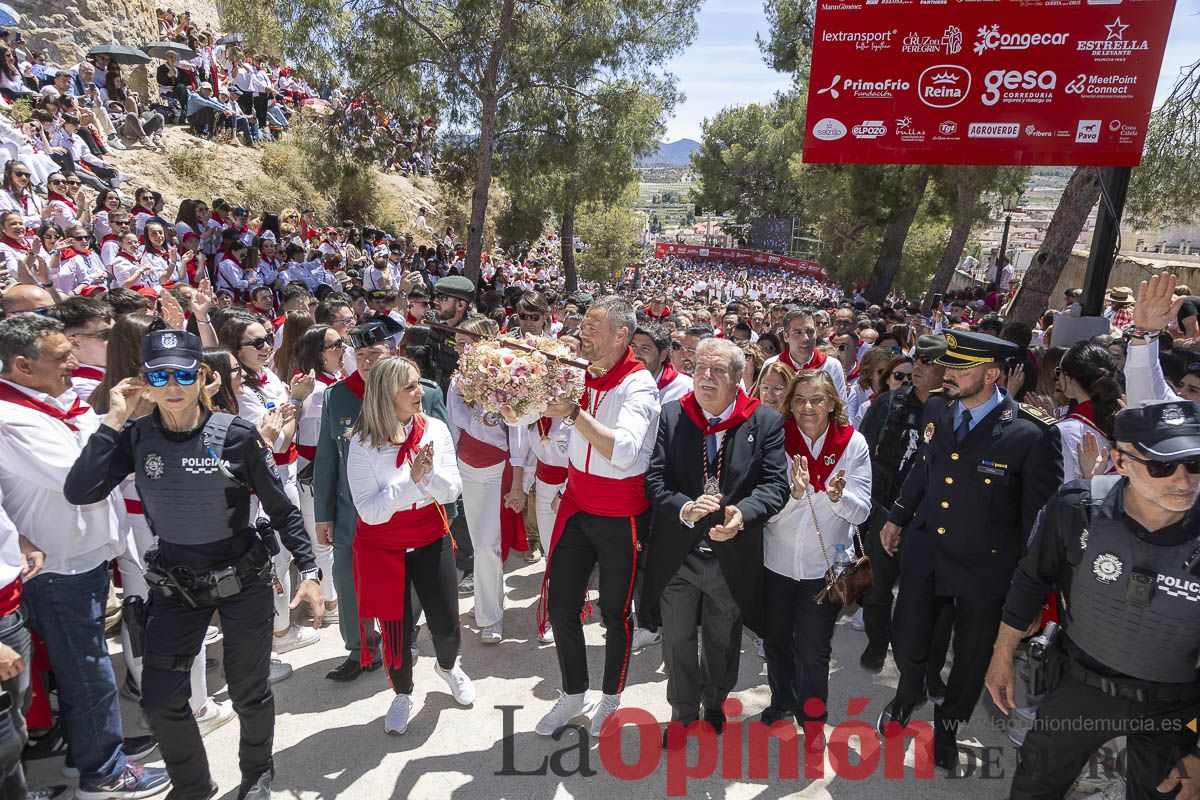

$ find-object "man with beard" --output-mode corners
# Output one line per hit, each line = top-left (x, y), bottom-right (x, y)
(877, 330), (1062, 771)
(633, 322), (693, 406)
(763, 309), (846, 396)
(417, 274), (474, 394)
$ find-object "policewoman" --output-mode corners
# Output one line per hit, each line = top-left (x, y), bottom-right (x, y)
(986, 401), (1200, 800)
(64, 329), (324, 800)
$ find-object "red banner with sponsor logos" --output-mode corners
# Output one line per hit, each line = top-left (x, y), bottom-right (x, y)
(802, 0), (1177, 166)
(654, 242), (828, 279)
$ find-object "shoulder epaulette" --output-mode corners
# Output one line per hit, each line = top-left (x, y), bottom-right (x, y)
(1019, 403), (1057, 427)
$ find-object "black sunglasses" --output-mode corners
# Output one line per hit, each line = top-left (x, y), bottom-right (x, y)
(916, 355), (937, 366)
(322, 340), (347, 351)
(11, 170), (29, 178)
(1118, 449), (1200, 478)
(518, 312), (544, 321)
(239, 337), (271, 350)
(891, 371), (913, 382)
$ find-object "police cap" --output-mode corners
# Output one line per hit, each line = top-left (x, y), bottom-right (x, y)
(141, 329), (202, 371)
(936, 330), (1019, 370)
(1114, 401), (1200, 462)
(435, 276), (475, 302)
(349, 315), (405, 349)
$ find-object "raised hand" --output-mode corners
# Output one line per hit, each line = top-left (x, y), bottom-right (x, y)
(1134, 273), (1184, 333)
(289, 369), (316, 401)
(1077, 430), (1109, 480)
(790, 454), (810, 499)
(826, 469), (847, 503)
(158, 289), (185, 330)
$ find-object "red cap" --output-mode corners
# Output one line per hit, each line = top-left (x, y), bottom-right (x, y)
(79, 285), (107, 298)
(135, 286), (159, 299)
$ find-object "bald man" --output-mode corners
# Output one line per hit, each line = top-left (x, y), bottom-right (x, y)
(1, 286), (54, 316)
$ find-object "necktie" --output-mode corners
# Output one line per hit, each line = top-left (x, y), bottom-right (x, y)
(955, 407), (972, 442)
(706, 417), (721, 464)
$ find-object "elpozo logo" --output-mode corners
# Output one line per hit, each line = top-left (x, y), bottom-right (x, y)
(812, 118), (848, 141)
(851, 120), (888, 139)
(917, 65), (971, 108)
(973, 25), (1070, 55)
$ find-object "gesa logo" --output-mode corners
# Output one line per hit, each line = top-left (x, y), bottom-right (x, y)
(981, 69), (1056, 106)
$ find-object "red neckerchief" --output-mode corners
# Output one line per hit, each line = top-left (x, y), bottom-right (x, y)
(406, 313), (419, 325)
(101, 233), (119, 245)
(779, 348), (827, 371)
(272, 315), (287, 331)
(846, 361), (860, 382)
(61, 246), (94, 260)
(645, 305), (671, 320)
(224, 251), (244, 270)
(1066, 400), (1105, 437)
(0, 382), (89, 431)
(783, 419), (854, 493)
(1, 235), (29, 252)
(132, 207), (153, 219)
(679, 389), (759, 437)
(211, 210), (227, 226)
(115, 251), (139, 265)
(536, 416), (555, 438)
(656, 361), (680, 391)
(345, 370), (366, 399)
(73, 365), (105, 381)
(48, 192), (77, 213)
(14, 190), (31, 213)
(581, 348), (645, 408)
(390, 414), (426, 467)
(316, 371), (341, 386)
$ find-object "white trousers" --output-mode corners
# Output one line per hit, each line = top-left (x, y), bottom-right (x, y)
(297, 482), (337, 600)
(535, 477), (565, 549)
(461, 460), (506, 628)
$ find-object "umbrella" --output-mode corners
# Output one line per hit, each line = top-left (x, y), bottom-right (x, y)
(217, 33), (247, 46)
(142, 40), (198, 60)
(0, 3), (20, 27)
(88, 43), (150, 65)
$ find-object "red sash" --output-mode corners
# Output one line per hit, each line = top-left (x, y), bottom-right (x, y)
(353, 503), (449, 668)
(536, 461), (568, 486)
(0, 578), (21, 618)
(783, 419), (854, 493)
(125, 498), (144, 515)
(656, 362), (680, 391)
(458, 431), (528, 560)
(295, 443), (317, 462)
(344, 370), (366, 400)
(73, 366), (105, 382)
(0, 383), (89, 431)
(273, 443), (297, 465)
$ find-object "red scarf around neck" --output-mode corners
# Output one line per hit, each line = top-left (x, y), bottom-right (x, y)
(224, 251), (244, 270)
(1067, 400), (1106, 437)
(656, 361), (680, 391)
(679, 389), (760, 438)
(344, 370), (366, 400)
(391, 414), (426, 467)
(48, 192), (77, 213)
(581, 347), (645, 408)
(781, 348), (827, 371)
(0, 382), (89, 431)
(783, 418), (854, 493)
(61, 246), (93, 260)
(73, 365), (105, 382)
(1, 234), (28, 252)
(101, 233), (119, 245)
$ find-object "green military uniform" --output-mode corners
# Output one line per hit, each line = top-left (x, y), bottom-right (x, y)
(313, 375), (448, 658)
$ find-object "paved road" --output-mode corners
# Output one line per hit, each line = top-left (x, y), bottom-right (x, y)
(27, 558), (1111, 799)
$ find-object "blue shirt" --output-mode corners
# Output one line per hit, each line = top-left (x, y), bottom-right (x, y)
(957, 386), (1003, 434)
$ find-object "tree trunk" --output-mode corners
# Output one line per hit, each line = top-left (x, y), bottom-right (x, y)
(1008, 166), (1102, 326)
(561, 194), (578, 293)
(924, 169), (981, 313)
(464, 93), (498, 287)
(864, 169), (931, 303)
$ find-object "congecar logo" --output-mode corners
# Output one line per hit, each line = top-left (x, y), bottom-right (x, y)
(918, 65), (971, 108)
(851, 120), (889, 139)
(812, 118), (849, 141)
(973, 25), (1070, 55)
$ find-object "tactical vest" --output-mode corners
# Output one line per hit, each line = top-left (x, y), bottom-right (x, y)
(1065, 480), (1200, 683)
(131, 413), (242, 546)
(873, 385), (923, 505)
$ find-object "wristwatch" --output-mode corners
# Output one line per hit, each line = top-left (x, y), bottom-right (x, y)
(299, 568), (322, 583)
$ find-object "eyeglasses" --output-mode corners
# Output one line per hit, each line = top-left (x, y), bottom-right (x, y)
(74, 328), (111, 341)
(518, 313), (544, 321)
(322, 340), (347, 351)
(11, 171), (29, 178)
(144, 369), (198, 387)
(1118, 449), (1200, 478)
(891, 371), (913, 383)
(48, 178), (66, 185)
(113, 220), (130, 226)
(239, 337), (271, 350)
(792, 395), (828, 407)
(434, 293), (453, 302)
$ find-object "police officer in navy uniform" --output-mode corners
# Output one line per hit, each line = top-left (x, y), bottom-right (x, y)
(876, 330), (1063, 770)
(986, 400), (1200, 800)
(64, 330), (324, 800)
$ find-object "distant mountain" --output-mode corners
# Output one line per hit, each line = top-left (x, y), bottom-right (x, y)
(638, 138), (700, 167)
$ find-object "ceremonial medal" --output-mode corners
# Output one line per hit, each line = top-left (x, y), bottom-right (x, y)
(924, 422), (935, 443)
(704, 476), (720, 496)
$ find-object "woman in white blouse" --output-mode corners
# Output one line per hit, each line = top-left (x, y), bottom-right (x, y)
(761, 369), (872, 729)
(1054, 341), (1121, 483)
(0, 160), (43, 230)
(347, 356), (475, 735)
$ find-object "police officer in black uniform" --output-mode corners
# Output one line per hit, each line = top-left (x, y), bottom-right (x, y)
(986, 400), (1200, 799)
(876, 330), (1063, 770)
(64, 330), (324, 800)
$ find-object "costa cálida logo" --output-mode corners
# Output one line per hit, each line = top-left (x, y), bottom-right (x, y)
(917, 65), (971, 108)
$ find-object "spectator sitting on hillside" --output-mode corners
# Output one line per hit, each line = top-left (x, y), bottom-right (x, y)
(49, 113), (120, 191)
(186, 82), (231, 138)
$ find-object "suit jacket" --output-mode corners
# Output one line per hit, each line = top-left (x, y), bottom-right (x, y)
(642, 400), (791, 634)
(313, 377), (449, 531)
(887, 393), (1062, 599)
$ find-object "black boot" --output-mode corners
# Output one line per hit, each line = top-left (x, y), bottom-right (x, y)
(325, 656), (381, 682)
(933, 709), (959, 771)
(860, 643), (887, 673)
(876, 696), (925, 736)
(239, 770), (274, 800)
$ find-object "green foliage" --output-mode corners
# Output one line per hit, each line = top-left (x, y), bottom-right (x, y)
(759, 0), (816, 80)
(575, 189), (644, 284)
(1128, 60), (1200, 227)
(7, 99), (32, 124)
(166, 146), (209, 184)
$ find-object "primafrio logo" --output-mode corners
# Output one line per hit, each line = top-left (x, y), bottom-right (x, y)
(817, 74), (911, 100)
(972, 25), (1070, 55)
(981, 69), (1057, 106)
(901, 26), (963, 54)
(812, 118), (848, 141)
(917, 65), (971, 108)
(1076, 17), (1150, 60)
(851, 120), (888, 139)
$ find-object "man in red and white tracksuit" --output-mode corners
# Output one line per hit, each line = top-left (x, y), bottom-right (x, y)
(535, 297), (661, 738)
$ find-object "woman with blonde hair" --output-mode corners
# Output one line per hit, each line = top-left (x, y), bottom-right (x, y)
(752, 361), (795, 414)
(347, 356), (475, 735)
(761, 369), (872, 729)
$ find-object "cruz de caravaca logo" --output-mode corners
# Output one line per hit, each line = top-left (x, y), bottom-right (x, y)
(901, 26), (963, 55)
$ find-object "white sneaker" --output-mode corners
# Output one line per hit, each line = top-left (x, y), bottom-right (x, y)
(851, 608), (865, 631)
(481, 623), (503, 644)
(538, 625), (555, 644)
(195, 698), (235, 737)
(204, 625), (222, 646)
(269, 656), (293, 684)
(535, 691), (595, 736)
(322, 605), (339, 627)
(434, 659), (476, 706)
(590, 693), (622, 737)
(107, 136), (127, 150)
(630, 627), (661, 651)
(385, 693), (412, 735)
(273, 624), (319, 653)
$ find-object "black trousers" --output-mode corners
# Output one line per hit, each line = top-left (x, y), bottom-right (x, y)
(142, 580), (274, 795)
(547, 510), (641, 696)
(383, 536), (461, 695)
(891, 566), (1004, 723)
(253, 93), (269, 130)
(0, 609), (31, 799)
(1011, 672), (1200, 800)
(862, 505), (901, 650)
(451, 500), (473, 576)
(763, 570), (840, 723)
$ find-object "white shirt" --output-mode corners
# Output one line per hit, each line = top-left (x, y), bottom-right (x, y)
(764, 426), (872, 581)
(57, 251), (108, 293)
(1057, 415), (1112, 485)
(0, 485), (22, 592)
(0, 380), (124, 576)
(237, 367), (296, 483)
(446, 379), (527, 467)
(72, 365), (105, 402)
(523, 416), (571, 492)
(567, 363), (660, 479)
(296, 373), (339, 470)
(657, 368), (694, 407)
(347, 417), (462, 524)
(1124, 338), (1178, 407)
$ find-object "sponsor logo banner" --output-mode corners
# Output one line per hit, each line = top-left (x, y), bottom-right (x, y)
(803, 0), (1176, 166)
(653, 243), (827, 279)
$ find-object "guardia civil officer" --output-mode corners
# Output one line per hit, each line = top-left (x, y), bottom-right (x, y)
(64, 329), (324, 800)
(986, 401), (1200, 800)
(877, 330), (1063, 770)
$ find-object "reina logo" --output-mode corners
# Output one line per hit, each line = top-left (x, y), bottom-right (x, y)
(812, 118), (849, 141)
(918, 65), (971, 108)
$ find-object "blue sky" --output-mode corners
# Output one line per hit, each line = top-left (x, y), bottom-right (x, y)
(662, 0), (1200, 143)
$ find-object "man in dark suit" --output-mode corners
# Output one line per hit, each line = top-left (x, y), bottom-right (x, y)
(644, 337), (791, 747)
(877, 330), (1062, 771)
